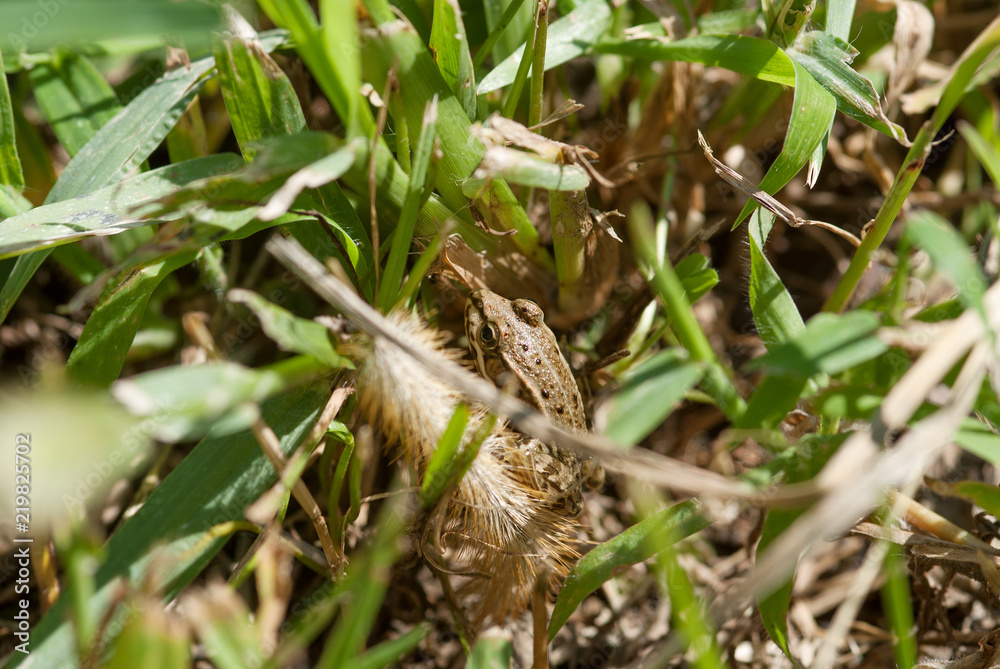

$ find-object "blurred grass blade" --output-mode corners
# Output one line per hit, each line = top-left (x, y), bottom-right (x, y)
(316, 496), (405, 668)
(904, 210), (987, 324)
(734, 59), (836, 225)
(757, 435), (840, 665)
(228, 289), (352, 369)
(825, 0), (856, 40)
(431, 0), (477, 119)
(600, 350), (703, 446)
(356, 623), (431, 669)
(747, 211), (805, 347)
(0, 51), (24, 192)
(65, 251), (198, 387)
(105, 597), (191, 669)
(549, 500), (709, 638)
(0, 0), (220, 59)
(468, 633), (513, 669)
(377, 96), (438, 313)
(18, 383), (330, 669)
(479, 0), (613, 94)
(932, 479), (1000, 518)
(958, 120), (1000, 187)
(28, 52), (122, 158)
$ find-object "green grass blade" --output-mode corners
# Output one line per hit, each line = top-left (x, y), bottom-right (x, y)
(228, 288), (354, 369)
(747, 211), (805, 347)
(431, 0), (477, 119)
(360, 19), (543, 259)
(473, 0), (529, 71)
(479, 0), (613, 94)
(468, 634), (513, 669)
(420, 403), (471, 506)
(746, 311), (887, 378)
(825, 17), (1000, 312)
(549, 499), (709, 638)
(11, 382), (330, 669)
(600, 350), (703, 446)
(213, 19), (306, 160)
(0, 50), (25, 191)
(258, 0), (372, 136)
(377, 96), (438, 313)
(28, 52), (121, 158)
(65, 251), (198, 387)
(316, 497), (405, 669)
(733, 59), (836, 225)
(356, 623), (431, 669)
(0, 154), (242, 259)
(630, 200), (745, 422)
(881, 550), (917, 669)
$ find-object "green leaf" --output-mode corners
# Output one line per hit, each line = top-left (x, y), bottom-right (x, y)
(549, 499), (710, 638)
(790, 31), (905, 141)
(0, 50), (24, 191)
(0, 155), (243, 259)
(811, 385), (884, 419)
(904, 210), (987, 324)
(934, 480), (1000, 518)
(955, 419), (1000, 467)
(65, 251), (198, 387)
(747, 211), (805, 348)
(601, 349), (703, 446)
(597, 34), (796, 86)
(14, 383), (329, 669)
(431, 0), (477, 119)
(228, 288), (352, 369)
(747, 310), (887, 377)
(676, 253), (720, 304)
(478, 0), (613, 94)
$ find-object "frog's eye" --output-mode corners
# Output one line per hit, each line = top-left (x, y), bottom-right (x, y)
(479, 322), (499, 348)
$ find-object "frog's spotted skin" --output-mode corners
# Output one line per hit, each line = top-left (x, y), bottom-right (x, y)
(465, 289), (603, 515)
